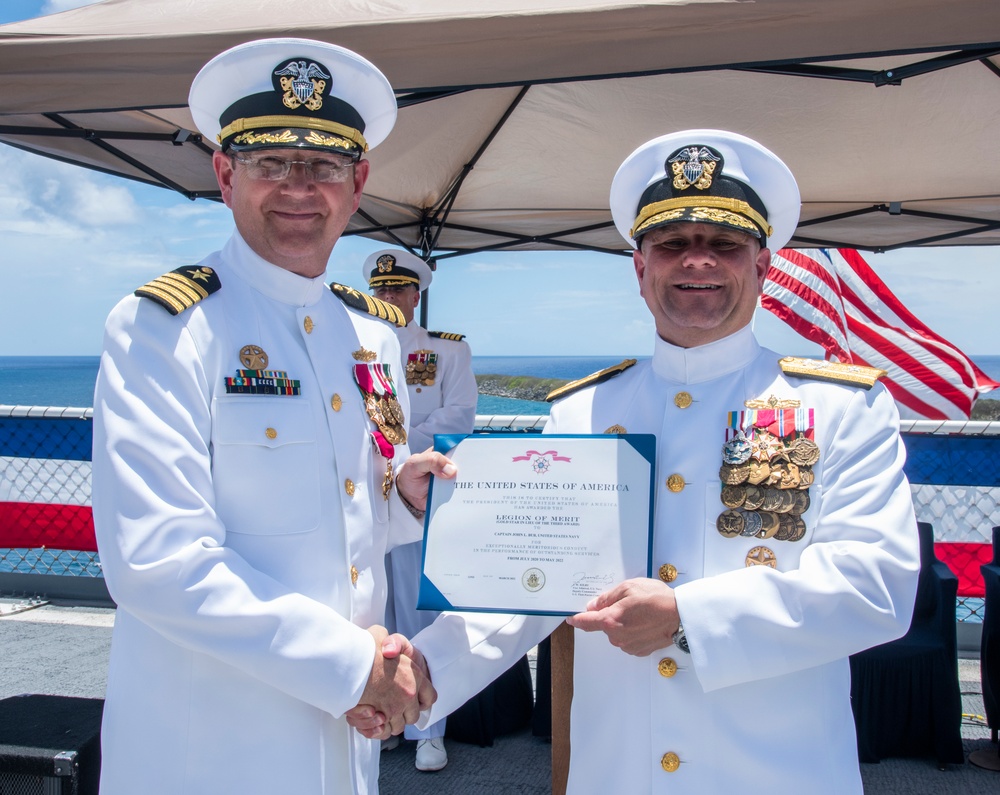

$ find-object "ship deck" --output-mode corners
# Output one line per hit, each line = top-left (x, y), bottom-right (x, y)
(0, 600), (996, 794)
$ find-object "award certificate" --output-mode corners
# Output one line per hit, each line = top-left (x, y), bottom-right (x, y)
(417, 433), (655, 616)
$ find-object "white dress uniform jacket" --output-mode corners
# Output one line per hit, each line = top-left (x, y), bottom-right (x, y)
(386, 321), (476, 739)
(92, 232), (422, 795)
(413, 325), (919, 794)
(394, 322), (477, 454)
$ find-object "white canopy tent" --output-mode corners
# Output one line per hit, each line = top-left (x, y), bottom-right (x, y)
(1, 0), (999, 260)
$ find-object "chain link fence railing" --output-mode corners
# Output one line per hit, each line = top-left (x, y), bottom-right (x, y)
(1, 408), (998, 622)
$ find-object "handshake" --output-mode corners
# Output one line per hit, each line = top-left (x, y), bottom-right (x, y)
(348, 626), (436, 740)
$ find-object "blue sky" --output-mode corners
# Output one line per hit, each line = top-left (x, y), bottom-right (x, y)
(2, 1), (998, 358)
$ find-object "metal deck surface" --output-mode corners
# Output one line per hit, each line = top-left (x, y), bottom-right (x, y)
(0, 601), (996, 794)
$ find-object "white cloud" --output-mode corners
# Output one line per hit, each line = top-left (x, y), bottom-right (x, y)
(69, 180), (141, 226)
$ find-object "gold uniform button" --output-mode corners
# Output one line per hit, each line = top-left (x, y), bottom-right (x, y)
(265, 427), (277, 440)
(661, 752), (681, 773)
(674, 392), (693, 409)
(303, 316), (314, 334)
(350, 565), (359, 586)
(415, 387), (422, 393)
(666, 474), (685, 492)
(658, 658), (678, 678)
(344, 479), (355, 497)
(331, 394), (342, 412)
(659, 563), (678, 583)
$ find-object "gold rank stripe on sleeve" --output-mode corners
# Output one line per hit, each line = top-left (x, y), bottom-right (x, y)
(545, 358), (638, 403)
(428, 331), (466, 341)
(329, 282), (406, 327)
(134, 266), (221, 315)
(778, 356), (887, 389)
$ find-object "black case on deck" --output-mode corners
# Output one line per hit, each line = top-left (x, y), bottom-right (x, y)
(0, 694), (103, 795)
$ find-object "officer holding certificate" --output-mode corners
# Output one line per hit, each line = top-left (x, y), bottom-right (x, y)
(351, 129), (920, 794)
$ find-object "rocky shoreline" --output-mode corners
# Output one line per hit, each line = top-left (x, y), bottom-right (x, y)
(476, 374), (568, 403)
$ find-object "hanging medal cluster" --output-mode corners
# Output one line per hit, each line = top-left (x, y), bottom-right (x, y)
(353, 360), (407, 499)
(406, 351), (437, 386)
(716, 408), (820, 543)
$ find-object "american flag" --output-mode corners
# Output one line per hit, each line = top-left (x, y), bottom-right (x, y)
(762, 248), (999, 420)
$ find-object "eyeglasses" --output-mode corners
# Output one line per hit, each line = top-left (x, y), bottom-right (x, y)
(231, 154), (356, 183)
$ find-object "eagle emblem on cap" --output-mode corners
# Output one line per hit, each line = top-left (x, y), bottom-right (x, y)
(376, 254), (396, 273)
(667, 146), (721, 191)
(274, 60), (330, 111)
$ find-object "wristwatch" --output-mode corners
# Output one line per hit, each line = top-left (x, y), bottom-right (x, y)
(672, 623), (690, 654)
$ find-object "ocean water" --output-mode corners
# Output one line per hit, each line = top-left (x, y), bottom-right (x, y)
(3, 354), (1000, 414)
(0, 355), (640, 416)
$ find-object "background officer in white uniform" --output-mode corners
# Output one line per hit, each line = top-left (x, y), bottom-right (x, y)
(92, 38), (449, 795)
(351, 130), (921, 794)
(365, 248), (478, 770)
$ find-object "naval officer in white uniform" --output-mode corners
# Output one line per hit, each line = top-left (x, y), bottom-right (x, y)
(92, 38), (450, 795)
(365, 249), (477, 770)
(350, 130), (921, 793)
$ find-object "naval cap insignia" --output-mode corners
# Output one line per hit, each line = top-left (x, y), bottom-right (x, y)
(273, 59), (330, 111)
(667, 145), (721, 191)
(376, 254), (396, 273)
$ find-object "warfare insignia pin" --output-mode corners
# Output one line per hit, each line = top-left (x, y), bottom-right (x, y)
(745, 394), (801, 409)
(352, 347), (377, 362)
(745, 546), (777, 568)
(239, 344), (268, 370)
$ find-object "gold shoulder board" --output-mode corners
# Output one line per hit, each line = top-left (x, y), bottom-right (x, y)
(428, 331), (466, 341)
(778, 356), (886, 389)
(330, 282), (405, 327)
(134, 266), (221, 315)
(545, 359), (638, 403)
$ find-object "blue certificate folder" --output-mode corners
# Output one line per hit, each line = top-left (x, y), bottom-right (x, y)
(417, 433), (656, 616)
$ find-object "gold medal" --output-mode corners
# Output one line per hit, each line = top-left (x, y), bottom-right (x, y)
(788, 437), (821, 466)
(743, 484), (766, 510)
(380, 423), (403, 446)
(775, 513), (796, 542)
(775, 490), (796, 514)
(717, 510), (744, 538)
(720, 464), (750, 485)
(365, 395), (385, 424)
(762, 488), (783, 512)
(758, 511), (780, 539)
(382, 459), (394, 501)
(386, 396), (405, 425)
(747, 460), (771, 485)
(721, 484), (745, 509)
(778, 462), (801, 490)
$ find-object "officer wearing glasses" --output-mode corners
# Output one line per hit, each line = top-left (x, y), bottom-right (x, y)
(92, 38), (450, 795)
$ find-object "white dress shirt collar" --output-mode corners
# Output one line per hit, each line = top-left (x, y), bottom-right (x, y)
(650, 325), (760, 384)
(223, 231), (327, 307)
